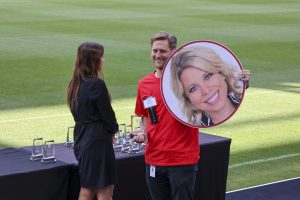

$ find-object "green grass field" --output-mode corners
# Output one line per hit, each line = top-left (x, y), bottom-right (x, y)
(0, 0), (299, 191)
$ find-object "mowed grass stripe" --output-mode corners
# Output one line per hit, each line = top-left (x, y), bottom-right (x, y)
(0, 33), (148, 57)
(0, 84), (298, 121)
(227, 155), (300, 190)
(229, 153), (300, 169)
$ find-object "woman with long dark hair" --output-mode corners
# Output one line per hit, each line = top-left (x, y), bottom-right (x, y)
(67, 42), (118, 200)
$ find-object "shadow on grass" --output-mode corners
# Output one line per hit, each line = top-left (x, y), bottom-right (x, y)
(254, 81), (300, 95)
(248, 67), (300, 94)
(227, 112), (300, 128)
(0, 142), (11, 149)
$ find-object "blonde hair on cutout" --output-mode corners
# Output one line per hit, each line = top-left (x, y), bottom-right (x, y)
(170, 46), (242, 125)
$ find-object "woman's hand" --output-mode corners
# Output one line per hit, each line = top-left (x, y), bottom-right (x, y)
(112, 134), (116, 144)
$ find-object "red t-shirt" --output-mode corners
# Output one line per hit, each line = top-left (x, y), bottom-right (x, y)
(135, 72), (200, 166)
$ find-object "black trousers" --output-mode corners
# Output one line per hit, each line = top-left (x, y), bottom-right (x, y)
(145, 164), (198, 200)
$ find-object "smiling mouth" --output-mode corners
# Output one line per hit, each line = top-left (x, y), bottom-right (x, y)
(155, 59), (166, 67)
(155, 59), (165, 62)
(205, 91), (219, 105)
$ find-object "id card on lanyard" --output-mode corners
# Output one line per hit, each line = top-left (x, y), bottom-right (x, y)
(150, 165), (156, 178)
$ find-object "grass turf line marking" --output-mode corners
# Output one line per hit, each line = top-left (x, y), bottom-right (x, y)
(0, 90), (284, 123)
(229, 153), (300, 169)
(0, 88), (297, 123)
(227, 176), (300, 193)
(0, 106), (134, 123)
(0, 114), (71, 123)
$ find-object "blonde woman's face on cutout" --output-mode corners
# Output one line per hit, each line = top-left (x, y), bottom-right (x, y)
(180, 67), (228, 114)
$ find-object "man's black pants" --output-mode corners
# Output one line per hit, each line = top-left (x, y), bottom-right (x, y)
(145, 164), (198, 200)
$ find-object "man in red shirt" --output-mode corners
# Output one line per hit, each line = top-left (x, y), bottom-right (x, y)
(134, 32), (200, 200)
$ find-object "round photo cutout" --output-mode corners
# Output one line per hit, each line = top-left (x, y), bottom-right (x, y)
(161, 40), (245, 128)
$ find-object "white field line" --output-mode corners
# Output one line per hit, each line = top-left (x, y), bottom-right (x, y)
(0, 89), (279, 123)
(0, 114), (71, 123)
(0, 106), (134, 123)
(229, 153), (300, 169)
(227, 176), (300, 193)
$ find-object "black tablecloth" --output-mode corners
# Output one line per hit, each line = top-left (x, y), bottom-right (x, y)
(0, 132), (231, 200)
(0, 148), (69, 200)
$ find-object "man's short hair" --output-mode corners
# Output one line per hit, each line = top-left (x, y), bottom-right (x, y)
(150, 31), (177, 50)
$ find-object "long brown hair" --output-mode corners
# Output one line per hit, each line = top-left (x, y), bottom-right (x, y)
(67, 42), (104, 109)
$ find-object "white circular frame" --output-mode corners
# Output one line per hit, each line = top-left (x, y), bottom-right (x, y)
(161, 40), (245, 128)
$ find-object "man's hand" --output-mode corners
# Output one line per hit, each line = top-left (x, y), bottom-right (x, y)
(131, 129), (146, 143)
(238, 69), (251, 81)
(133, 132), (146, 143)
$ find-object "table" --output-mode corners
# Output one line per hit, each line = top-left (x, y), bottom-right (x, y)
(0, 133), (231, 200)
(0, 148), (70, 200)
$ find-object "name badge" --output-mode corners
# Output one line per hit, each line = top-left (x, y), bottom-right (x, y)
(143, 97), (157, 109)
(150, 165), (156, 178)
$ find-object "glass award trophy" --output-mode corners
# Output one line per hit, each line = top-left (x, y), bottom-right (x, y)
(41, 140), (56, 163)
(127, 138), (142, 155)
(124, 124), (132, 139)
(130, 115), (146, 149)
(118, 123), (126, 136)
(113, 123), (125, 152)
(30, 137), (43, 161)
(113, 130), (122, 152)
(131, 115), (142, 134)
(65, 126), (74, 148)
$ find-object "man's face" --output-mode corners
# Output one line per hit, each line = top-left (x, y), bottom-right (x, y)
(151, 40), (172, 70)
